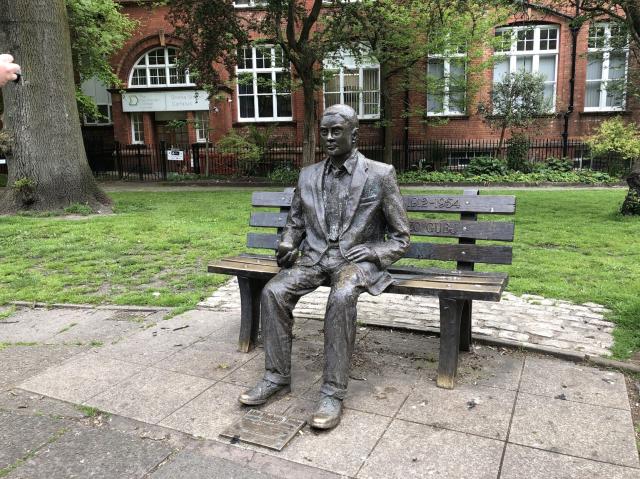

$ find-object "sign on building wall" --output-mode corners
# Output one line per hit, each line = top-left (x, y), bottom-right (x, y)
(122, 90), (210, 112)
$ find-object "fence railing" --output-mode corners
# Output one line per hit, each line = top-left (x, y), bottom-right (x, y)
(84, 138), (621, 181)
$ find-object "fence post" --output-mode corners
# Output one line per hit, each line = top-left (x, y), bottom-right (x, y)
(136, 144), (144, 181)
(160, 141), (168, 181)
(115, 141), (123, 180)
(192, 143), (201, 175)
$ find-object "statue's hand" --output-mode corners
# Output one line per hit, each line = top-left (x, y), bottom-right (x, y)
(345, 245), (377, 263)
(276, 241), (298, 268)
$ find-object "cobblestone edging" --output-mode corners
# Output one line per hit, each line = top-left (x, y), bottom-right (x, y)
(198, 279), (614, 358)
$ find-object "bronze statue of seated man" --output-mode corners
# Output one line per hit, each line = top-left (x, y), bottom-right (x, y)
(239, 104), (410, 430)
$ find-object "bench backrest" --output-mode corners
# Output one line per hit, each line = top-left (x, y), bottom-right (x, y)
(248, 189), (515, 271)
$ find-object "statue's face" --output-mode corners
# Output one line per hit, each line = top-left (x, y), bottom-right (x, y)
(320, 113), (358, 159)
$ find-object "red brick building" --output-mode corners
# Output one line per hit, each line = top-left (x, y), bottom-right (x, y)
(83, 0), (639, 158)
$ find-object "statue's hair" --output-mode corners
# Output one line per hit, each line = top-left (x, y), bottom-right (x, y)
(322, 104), (359, 130)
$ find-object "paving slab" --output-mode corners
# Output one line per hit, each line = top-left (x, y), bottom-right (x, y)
(0, 344), (84, 391)
(0, 412), (71, 470)
(357, 419), (503, 479)
(154, 335), (261, 380)
(520, 356), (629, 409)
(457, 346), (524, 391)
(157, 309), (236, 339)
(6, 425), (172, 479)
(159, 381), (290, 440)
(0, 389), (86, 420)
(500, 444), (640, 479)
(397, 381), (516, 440)
(509, 392), (640, 468)
(150, 447), (278, 479)
(87, 366), (214, 424)
(19, 355), (143, 403)
(91, 326), (198, 366)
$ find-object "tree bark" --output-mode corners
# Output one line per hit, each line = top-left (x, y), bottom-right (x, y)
(301, 78), (317, 167)
(0, 0), (110, 213)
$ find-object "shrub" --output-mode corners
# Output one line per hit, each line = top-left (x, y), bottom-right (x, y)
(506, 134), (533, 172)
(267, 166), (299, 184)
(543, 157), (573, 172)
(465, 157), (508, 176)
(217, 132), (262, 176)
(586, 117), (640, 175)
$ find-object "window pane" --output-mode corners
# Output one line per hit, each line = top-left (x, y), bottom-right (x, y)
(255, 47), (271, 68)
(517, 29), (534, 51)
(238, 73), (254, 94)
(493, 59), (509, 82)
(238, 47), (253, 69)
(324, 71), (340, 93)
(538, 55), (556, 81)
(516, 56), (532, 73)
(585, 82), (601, 107)
(363, 91), (379, 115)
(169, 67), (186, 84)
(149, 67), (166, 85)
(586, 53), (603, 80)
(427, 93), (443, 113)
(275, 72), (290, 93)
(239, 96), (255, 118)
(324, 92), (341, 107)
(343, 69), (360, 112)
(257, 95), (274, 117)
(363, 68), (378, 91)
(167, 48), (177, 64)
(274, 46), (284, 68)
(588, 25), (605, 49)
(543, 83), (554, 104)
(608, 53), (626, 80)
(148, 49), (165, 65)
(605, 89), (623, 108)
(428, 59), (444, 79)
(131, 68), (146, 86)
(97, 105), (110, 124)
(276, 94), (292, 117)
(495, 30), (512, 52)
(257, 72), (272, 94)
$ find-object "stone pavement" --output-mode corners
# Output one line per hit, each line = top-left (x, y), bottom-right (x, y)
(199, 279), (615, 358)
(1, 305), (638, 478)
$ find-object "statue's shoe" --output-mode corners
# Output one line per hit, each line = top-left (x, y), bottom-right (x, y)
(309, 396), (343, 430)
(238, 379), (290, 406)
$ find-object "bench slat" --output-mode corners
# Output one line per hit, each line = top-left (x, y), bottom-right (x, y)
(409, 219), (514, 241)
(209, 258), (505, 301)
(252, 191), (295, 207)
(405, 243), (512, 265)
(250, 212), (288, 228)
(404, 195), (515, 214)
(247, 233), (279, 250)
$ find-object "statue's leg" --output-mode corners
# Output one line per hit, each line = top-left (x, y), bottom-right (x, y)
(261, 265), (325, 386)
(320, 263), (366, 399)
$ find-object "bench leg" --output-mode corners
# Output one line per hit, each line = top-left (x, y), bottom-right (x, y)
(459, 299), (473, 352)
(237, 277), (265, 353)
(437, 297), (464, 389)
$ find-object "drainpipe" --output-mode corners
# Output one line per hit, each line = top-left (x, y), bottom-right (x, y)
(562, 2), (581, 157)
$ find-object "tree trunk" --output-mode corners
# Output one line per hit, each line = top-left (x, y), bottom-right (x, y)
(380, 67), (394, 165)
(301, 79), (317, 167)
(0, 0), (110, 213)
(621, 168), (640, 216)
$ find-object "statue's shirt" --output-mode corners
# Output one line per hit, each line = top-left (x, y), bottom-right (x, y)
(322, 152), (357, 242)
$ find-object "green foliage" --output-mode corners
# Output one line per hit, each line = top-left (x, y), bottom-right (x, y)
(586, 117), (640, 162)
(0, 130), (13, 156)
(63, 203), (93, 215)
(543, 157), (573, 172)
(466, 157), (508, 176)
(217, 132), (262, 176)
(12, 177), (37, 205)
(267, 166), (299, 184)
(620, 187), (640, 216)
(397, 169), (618, 185)
(479, 70), (550, 146)
(506, 134), (533, 172)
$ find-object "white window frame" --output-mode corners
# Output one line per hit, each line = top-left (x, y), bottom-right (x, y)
(233, 0), (266, 7)
(494, 25), (559, 112)
(236, 45), (293, 122)
(131, 113), (145, 144)
(194, 111), (210, 143)
(584, 22), (629, 112)
(323, 52), (380, 120)
(128, 47), (194, 88)
(426, 52), (467, 117)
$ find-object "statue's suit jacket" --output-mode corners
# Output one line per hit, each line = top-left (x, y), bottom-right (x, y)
(281, 151), (410, 296)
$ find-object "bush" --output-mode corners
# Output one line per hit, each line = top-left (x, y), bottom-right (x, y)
(506, 134), (533, 172)
(465, 157), (508, 176)
(543, 157), (573, 172)
(586, 117), (640, 175)
(217, 132), (262, 176)
(267, 166), (299, 184)
(396, 169), (618, 185)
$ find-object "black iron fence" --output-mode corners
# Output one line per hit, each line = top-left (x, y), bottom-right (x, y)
(84, 138), (622, 181)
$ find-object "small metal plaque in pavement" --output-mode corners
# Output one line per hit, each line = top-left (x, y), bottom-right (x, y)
(220, 409), (306, 451)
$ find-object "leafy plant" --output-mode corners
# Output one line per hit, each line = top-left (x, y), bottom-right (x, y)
(466, 157), (508, 176)
(217, 132), (262, 176)
(267, 166), (299, 184)
(543, 157), (573, 172)
(12, 177), (37, 206)
(506, 134), (533, 172)
(586, 117), (640, 175)
(0, 130), (14, 155)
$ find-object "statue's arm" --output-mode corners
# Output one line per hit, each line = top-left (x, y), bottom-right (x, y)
(280, 183), (306, 251)
(373, 166), (410, 268)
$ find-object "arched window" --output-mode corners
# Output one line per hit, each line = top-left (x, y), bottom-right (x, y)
(128, 47), (194, 88)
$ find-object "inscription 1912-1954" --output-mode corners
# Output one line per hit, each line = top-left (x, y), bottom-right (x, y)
(405, 196), (461, 209)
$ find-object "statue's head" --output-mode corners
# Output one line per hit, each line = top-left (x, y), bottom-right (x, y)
(320, 104), (359, 160)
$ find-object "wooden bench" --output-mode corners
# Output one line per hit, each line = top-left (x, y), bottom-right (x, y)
(209, 188), (516, 389)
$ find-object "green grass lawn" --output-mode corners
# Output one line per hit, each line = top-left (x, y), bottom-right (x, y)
(0, 188), (638, 358)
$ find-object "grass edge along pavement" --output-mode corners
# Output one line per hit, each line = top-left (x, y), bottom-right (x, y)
(0, 188), (637, 358)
